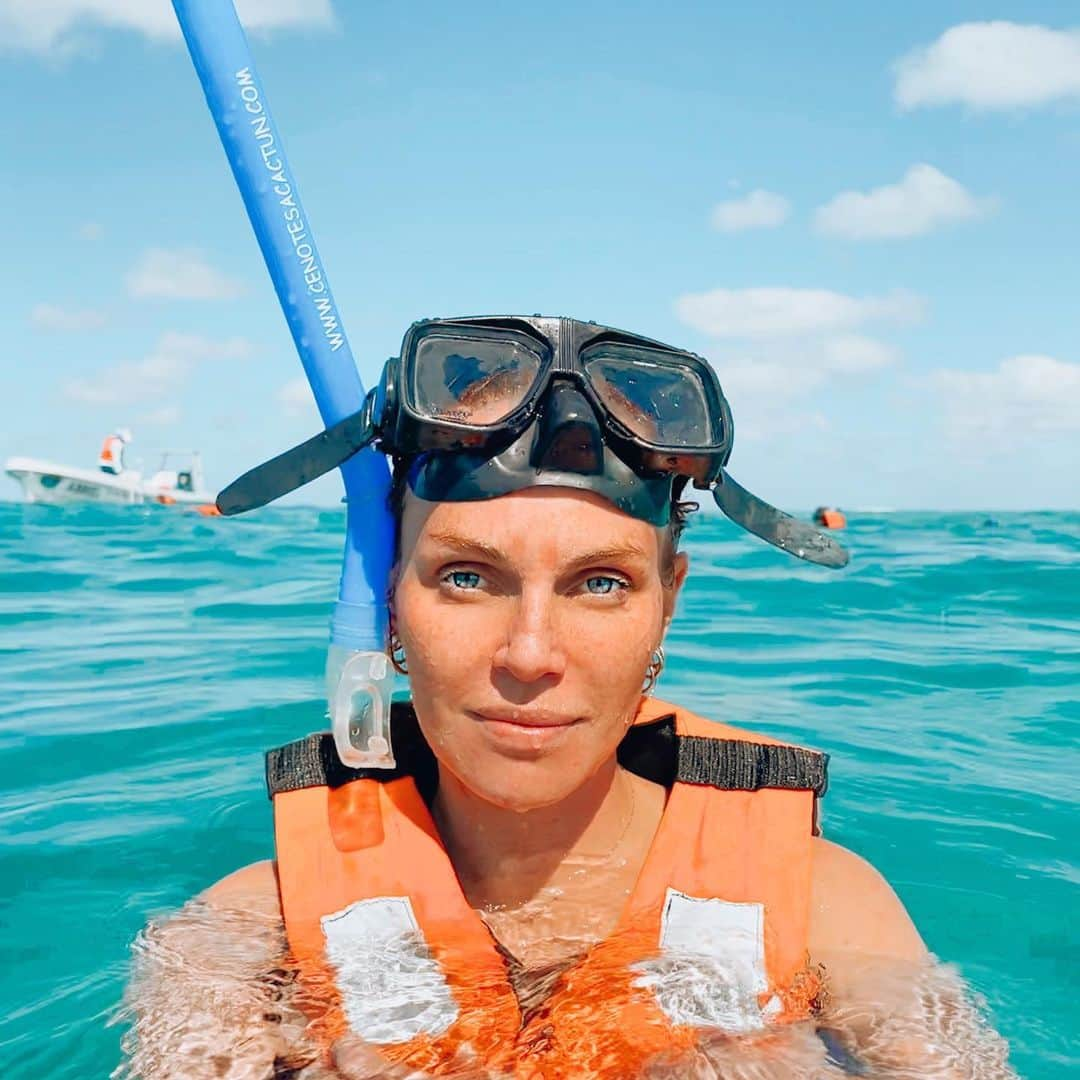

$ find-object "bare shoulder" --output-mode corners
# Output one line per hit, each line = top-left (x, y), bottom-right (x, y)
(138, 861), (283, 972)
(202, 858), (283, 920)
(807, 842), (1015, 1073)
(809, 837), (927, 962)
(122, 863), (296, 1077)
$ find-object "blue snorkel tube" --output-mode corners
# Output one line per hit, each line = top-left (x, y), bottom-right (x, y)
(173, 0), (397, 768)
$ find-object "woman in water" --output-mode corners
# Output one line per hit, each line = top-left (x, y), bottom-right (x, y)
(124, 317), (1010, 1078)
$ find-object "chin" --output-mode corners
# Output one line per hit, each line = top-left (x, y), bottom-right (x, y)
(454, 756), (583, 813)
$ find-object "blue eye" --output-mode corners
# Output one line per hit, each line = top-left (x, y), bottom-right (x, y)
(446, 570), (482, 590)
(585, 575), (625, 595)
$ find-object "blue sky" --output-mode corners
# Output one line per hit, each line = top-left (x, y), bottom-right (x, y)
(3, 1), (1079, 509)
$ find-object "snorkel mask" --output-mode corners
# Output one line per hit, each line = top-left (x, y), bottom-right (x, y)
(219, 315), (848, 568)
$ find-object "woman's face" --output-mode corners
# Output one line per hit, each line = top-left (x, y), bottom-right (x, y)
(393, 488), (687, 812)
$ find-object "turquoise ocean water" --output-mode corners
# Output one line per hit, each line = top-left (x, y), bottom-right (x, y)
(0, 501), (1076, 1078)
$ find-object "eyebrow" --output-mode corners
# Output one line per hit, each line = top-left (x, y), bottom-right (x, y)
(562, 544), (651, 572)
(426, 531), (508, 563)
(426, 531), (650, 570)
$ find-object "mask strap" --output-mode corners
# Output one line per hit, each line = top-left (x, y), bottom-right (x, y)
(712, 472), (849, 569)
(216, 396), (377, 515)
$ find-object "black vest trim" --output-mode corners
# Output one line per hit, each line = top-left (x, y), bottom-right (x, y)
(677, 735), (828, 797)
(615, 715), (827, 796)
(265, 702), (439, 803)
(266, 702), (828, 801)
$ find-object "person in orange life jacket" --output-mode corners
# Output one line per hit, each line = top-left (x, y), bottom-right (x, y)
(125, 319), (1005, 1079)
(99, 427), (132, 475)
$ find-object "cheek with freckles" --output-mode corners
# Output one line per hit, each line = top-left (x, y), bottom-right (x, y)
(395, 594), (660, 810)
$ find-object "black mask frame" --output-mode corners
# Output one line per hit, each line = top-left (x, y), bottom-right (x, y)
(216, 316), (849, 569)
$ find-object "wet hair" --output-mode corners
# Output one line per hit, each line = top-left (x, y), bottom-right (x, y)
(388, 456), (697, 571)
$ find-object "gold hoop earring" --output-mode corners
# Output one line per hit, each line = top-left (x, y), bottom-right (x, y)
(388, 631), (409, 676)
(642, 644), (665, 695)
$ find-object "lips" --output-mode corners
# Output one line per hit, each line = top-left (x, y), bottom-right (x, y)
(469, 708), (581, 730)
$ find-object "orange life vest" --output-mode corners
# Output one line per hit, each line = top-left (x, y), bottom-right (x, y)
(813, 507), (847, 530)
(267, 697), (828, 1078)
(99, 435), (123, 471)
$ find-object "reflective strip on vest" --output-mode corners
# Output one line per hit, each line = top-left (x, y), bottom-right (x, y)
(322, 896), (459, 1042)
(632, 888), (779, 1033)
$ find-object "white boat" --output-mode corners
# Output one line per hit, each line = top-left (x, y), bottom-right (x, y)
(4, 450), (216, 508)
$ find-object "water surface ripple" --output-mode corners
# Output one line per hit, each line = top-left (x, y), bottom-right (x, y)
(0, 503), (1075, 1077)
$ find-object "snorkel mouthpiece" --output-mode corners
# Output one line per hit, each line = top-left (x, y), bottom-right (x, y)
(329, 650), (396, 769)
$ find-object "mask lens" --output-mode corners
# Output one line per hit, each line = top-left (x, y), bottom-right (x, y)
(412, 335), (544, 426)
(584, 347), (714, 448)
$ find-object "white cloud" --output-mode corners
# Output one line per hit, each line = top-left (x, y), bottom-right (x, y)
(675, 288), (909, 448)
(63, 331), (251, 405)
(713, 335), (898, 402)
(928, 354), (1080, 437)
(814, 164), (996, 239)
(277, 377), (318, 418)
(126, 248), (246, 301)
(821, 335), (898, 374)
(77, 222), (105, 241)
(710, 189), (791, 232)
(30, 302), (106, 332)
(713, 358), (821, 401)
(728, 405), (831, 444)
(675, 286), (923, 339)
(702, 351), (839, 443)
(0, 0), (336, 56)
(894, 22), (1080, 110)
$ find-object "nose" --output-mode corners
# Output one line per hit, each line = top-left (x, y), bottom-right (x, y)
(492, 589), (567, 689)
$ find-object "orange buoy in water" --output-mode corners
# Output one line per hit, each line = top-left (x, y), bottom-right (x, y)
(813, 507), (846, 529)
(195, 503), (222, 517)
